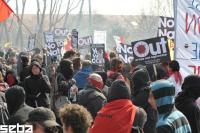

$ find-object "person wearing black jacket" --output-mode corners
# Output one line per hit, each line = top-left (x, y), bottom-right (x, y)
(5, 85), (33, 124)
(175, 75), (200, 133)
(77, 73), (106, 119)
(23, 61), (51, 108)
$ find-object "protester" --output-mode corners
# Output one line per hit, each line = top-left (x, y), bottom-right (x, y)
(131, 66), (157, 133)
(77, 73), (106, 118)
(90, 80), (147, 133)
(150, 75), (191, 133)
(23, 61), (51, 108)
(74, 60), (93, 90)
(175, 75), (200, 133)
(106, 57), (125, 86)
(0, 91), (9, 125)
(19, 52), (31, 82)
(0, 71), (9, 92)
(63, 49), (77, 60)
(53, 59), (78, 117)
(168, 60), (182, 96)
(27, 107), (61, 133)
(5, 85), (33, 124)
(60, 104), (93, 133)
(72, 57), (81, 75)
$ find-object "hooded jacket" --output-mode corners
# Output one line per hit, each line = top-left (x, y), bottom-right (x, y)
(131, 68), (157, 133)
(73, 66), (93, 90)
(175, 75), (200, 133)
(151, 79), (191, 133)
(5, 86), (33, 124)
(23, 61), (51, 108)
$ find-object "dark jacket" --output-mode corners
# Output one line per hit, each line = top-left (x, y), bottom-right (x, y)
(23, 74), (51, 108)
(19, 65), (30, 82)
(5, 86), (33, 124)
(175, 92), (200, 133)
(77, 85), (106, 118)
(131, 69), (157, 133)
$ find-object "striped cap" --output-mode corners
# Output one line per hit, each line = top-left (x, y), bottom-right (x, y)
(150, 79), (175, 114)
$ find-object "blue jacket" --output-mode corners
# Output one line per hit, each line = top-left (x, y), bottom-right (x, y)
(73, 67), (93, 90)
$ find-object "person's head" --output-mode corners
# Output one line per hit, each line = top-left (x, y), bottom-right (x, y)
(59, 59), (74, 80)
(27, 107), (60, 133)
(181, 75), (200, 100)
(108, 80), (131, 102)
(110, 57), (123, 73)
(32, 54), (43, 65)
(131, 68), (150, 95)
(81, 60), (92, 69)
(154, 65), (168, 80)
(87, 73), (104, 90)
(169, 60), (180, 72)
(63, 50), (77, 59)
(109, 51), (117, 59)
(5, 69), (18, 87)
(31, 61), (41, 76)
(20, 52), (30, 66)
(95, 71), (107, 85)
(5, 85), (26, 115)
(59, 104), (93, 133)
(150, 80), (175, 114)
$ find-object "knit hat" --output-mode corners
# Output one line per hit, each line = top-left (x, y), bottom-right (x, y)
(169, 60), (180, 72)
(150, 80), (175, 114)
(182, 75), (200, 98)
(31, 61), (42, 70)
(131, 68), (150, 95)
(108, 80), (131, 102)
(87, 73), (104, 90)
(28, 107), (60, 128)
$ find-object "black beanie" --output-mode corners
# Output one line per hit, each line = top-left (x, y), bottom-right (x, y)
(169, 60), (180, 72)
(131, 69), (150, 95)
(182, 75), (200, 98)
(108, 80), (131, 102)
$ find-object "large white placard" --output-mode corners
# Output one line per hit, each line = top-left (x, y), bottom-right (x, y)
(175, 0), (200, 77)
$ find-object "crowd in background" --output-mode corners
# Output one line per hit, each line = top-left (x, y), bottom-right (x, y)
(0, 47), (199, 133)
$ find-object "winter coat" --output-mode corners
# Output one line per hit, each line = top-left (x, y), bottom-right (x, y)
(23, 74), (51, 108)
(151, 80), (191, 133)
(0, 92), (9, 125)
(175, 92), (200, 133)
(90, 99), (140, 133)
(77, 85), (106, 118)
(73, 66), (93, 90)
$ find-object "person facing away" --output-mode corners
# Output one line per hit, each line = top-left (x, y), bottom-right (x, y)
(23, 61), (52, 108)
(168, 60), (182, 96)
(131, 65), (157, 133)
(27, 107), (61, 133)
(77, 73), (107, 119)
(5, 85), (33, 124)
(73, 60), (93, 90)
(59, 104), (93, 133)
(90, 80), (147, 133)
(150, 72), (192, 133)
(175, 75), (200, 133)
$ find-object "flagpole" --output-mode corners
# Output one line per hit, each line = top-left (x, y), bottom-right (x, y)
(12, 13), (44, 49)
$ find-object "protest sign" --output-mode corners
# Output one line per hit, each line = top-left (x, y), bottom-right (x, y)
(131, 37), (170, 66)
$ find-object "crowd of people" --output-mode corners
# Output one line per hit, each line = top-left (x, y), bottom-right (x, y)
(0, 48), (199, 133)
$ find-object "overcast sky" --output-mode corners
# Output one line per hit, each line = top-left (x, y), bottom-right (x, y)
(8, 0), (173, 16)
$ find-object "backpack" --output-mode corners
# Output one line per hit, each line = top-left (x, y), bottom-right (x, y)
(105, 72), (120, 87)
(131, 107), (146, 133)
(0, 102), (9, 125)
